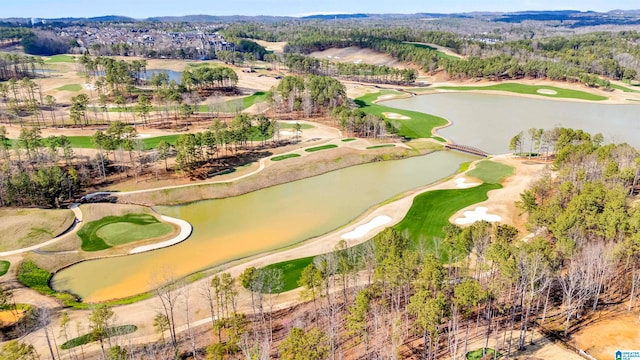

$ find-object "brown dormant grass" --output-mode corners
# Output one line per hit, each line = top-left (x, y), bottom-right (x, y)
(0, 208), (75, 251)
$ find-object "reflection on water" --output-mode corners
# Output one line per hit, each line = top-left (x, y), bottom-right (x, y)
(385, 93), (640, 154)
(52, 151), (475, 302)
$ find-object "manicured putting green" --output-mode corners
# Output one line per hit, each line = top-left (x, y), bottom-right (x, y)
(0, 260), (9, 276)
(366, 144), (395, 149)
(271, 153), (301, 161)
(341, 138), (356, 142)
(78, 213), (173, 251)
(56, 84), (82, 92)
(466, 160), (514, 184)
(305, 144), (338, 152)
(61, 325), (137, 349)
(96, 222), (173, 246)
(437, 83), (607, 101)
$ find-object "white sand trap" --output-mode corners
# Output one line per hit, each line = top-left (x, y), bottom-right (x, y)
(383, 112), (410, 120)
(537, 89), (557, 95)
(378, 94), (396, 100)
(455, 207), (502, 225)
(341, 215), (392, 240)
(455, 177), (481, 189)
(280, 130), (294, 136)
(136, 134), (151, 139)
(83, 83), (96, 90)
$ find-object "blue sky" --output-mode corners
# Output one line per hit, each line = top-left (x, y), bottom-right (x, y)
(5, 0), (639, 19)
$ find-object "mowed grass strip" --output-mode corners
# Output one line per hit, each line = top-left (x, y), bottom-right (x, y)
(366, 144), (396, 149)
(341, 138), (356, 142)
(305, 144), (338, 152)
(466, 160), (514, 184)
(271, 153), (301, 161)
(0, 261), (9, 276)
(356, 92), (448, 139)
(279, 122), (315, 130)
(394, 183), (502, 262)
(56, 84), (83, 92)
(61, 325), (138, 349)
(610, 83), (639, 93)
(78, 213), (172, 251)
(46, 54), (76, 63)
(437, 83), (607, 101)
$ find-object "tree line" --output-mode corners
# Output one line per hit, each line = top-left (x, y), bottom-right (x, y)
(270, 74), (346, 116)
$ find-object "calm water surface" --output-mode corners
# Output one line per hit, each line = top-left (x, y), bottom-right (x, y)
(385, 93), (640, 154)
(52, 151), (475, 301)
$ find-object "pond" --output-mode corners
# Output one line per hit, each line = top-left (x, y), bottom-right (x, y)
(52, 151), (475, 302)
(384, 93), (640, 154)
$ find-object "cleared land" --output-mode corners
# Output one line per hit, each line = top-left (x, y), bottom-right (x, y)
(437, 83), (608, 101)
(309, 47), (406, 68)
(0, 208), (75, 251)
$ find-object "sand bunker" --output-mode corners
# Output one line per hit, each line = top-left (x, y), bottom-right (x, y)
(136, 134), (151, 139)
(341, 215), (392, 240)
(383, 112), (410, 120)
(455, 207), (502, 225)
(537, 89), (558, 95)
(454, 177), (480, 189)
(280, 130), (294, 136)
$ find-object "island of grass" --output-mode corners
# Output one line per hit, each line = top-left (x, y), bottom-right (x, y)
(271, 153), (301, 161)
(61, 325), (137, 349)
(610, 83), (639, 93)
(356, 92), (448, 139)
(0, 261), (9, 276)
(436, 83), (607, 101)
(78, 213), (174, 251)
(305, 144), (338, 152)
(341, 138), (356, 142)
(56, 84), (83, 92)
(279, 122), (315, 130)
(466, 348), (502, 360)
(366, 144), (396, 149)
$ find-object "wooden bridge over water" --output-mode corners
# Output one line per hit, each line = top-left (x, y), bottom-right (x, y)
(444, 143), (491, 157)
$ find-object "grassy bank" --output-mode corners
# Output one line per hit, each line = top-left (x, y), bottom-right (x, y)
(356, 92), (448, 139)
(437, 83), (607, 101)
(0, 261), (9, 276)
(271, 153), (301, 161)
(61, 325), (138, 349)
(305, 144), (338, 152)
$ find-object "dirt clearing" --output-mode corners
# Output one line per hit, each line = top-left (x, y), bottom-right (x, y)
(0, 208), (75, 252)
(310, 47), (407, 68)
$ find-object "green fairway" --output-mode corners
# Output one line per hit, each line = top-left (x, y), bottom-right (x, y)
(271, 153), (301, 161)
(61, 325), (137, 349)
(466, 160), (514, 184)
(56, 84), (82, 92)
(140, 135), (180, 149)
(214, 91), (270, 112)
(437, 83), (607, 101)
(394, 183), (502, 262)
(46, 54), (76, 63)
(0, 260), (9, 276)
(78, 213), (173, 251)
(366, 144), (396, 149)
(356, 92), (448, 139)
(610, 83), (638, 93)
(341, 138), (356, 142)
(279, 122), (315, 130)
(262, 256), (315, 293)
(305, 144), (338, 152)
